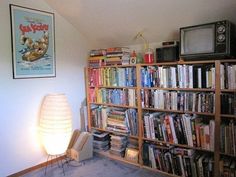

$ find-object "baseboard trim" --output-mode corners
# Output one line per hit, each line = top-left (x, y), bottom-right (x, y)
(7, 155), (66, 177)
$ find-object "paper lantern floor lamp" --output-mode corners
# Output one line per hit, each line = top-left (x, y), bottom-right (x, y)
(39, 93), (72, 156)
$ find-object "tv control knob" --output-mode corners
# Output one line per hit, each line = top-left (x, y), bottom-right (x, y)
(217, 25), (226, 33)
(217, 34), (225, 42)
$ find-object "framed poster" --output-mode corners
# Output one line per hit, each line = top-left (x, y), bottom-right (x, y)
(10, 4), (55, 79)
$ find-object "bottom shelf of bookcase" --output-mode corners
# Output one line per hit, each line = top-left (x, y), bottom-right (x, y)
(142, 166), (181, 177)
(94, 150), (140, 167)
(94, 150), (182, 177)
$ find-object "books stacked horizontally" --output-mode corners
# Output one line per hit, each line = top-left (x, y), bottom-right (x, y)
(88, 47), (131, 67)
(110, 135), (127, 157)
(105, 47), (130, 66)
(93, 131), (110, 152)
(88, 49), (106, 67)
(106, 108), (129, 134)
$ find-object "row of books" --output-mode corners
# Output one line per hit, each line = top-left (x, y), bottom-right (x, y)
(140, 63), (236, 89)
(220, 158), (236, 177)
(91, 106), (138, 135)
(143, 113), (215, 150)
(220, 120), (236, 156)
(88, 67), (136, 87)
(141, 65), (215, 89)
(89, 88), (136, 107)
(142, 144), (214, 177)
(221, 93), (236, 115)
(141, 89), (215, 113)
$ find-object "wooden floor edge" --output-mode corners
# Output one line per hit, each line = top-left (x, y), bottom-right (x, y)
(7, 155), (66, 177)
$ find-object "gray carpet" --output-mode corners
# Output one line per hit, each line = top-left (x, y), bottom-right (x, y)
(23, 154), (165, 177)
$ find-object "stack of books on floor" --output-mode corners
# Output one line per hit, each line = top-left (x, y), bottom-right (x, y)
(110, 135), (127, 157)
(93, 131), (110, 151)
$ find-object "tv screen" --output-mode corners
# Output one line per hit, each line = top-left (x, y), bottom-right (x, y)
(181, 24), (215, 55)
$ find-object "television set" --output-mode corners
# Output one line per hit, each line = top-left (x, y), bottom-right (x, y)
(180, 20), (236, 60)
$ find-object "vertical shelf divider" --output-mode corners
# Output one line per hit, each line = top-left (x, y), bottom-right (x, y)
(85, 67), (92, 131)
(214, 60), (221, 177)
(136, 64), (143, 165)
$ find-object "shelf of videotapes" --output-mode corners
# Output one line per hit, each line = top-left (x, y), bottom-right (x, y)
(142, 142), (214, 177)
(142, 112), (215, 152)
(219, 60), (236, 177)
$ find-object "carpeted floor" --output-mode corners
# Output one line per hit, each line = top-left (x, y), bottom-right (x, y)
(23, 154), (164, 177)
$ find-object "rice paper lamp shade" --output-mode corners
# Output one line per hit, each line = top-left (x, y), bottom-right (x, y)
(39, 94), (72, 155)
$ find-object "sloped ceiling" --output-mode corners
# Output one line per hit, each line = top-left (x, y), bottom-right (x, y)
(45, 0), (236, 48)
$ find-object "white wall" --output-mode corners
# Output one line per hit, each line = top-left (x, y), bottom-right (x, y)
(0, 0), (90, 176)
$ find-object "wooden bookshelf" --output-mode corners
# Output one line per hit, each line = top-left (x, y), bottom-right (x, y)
(85, 59), (236, 177)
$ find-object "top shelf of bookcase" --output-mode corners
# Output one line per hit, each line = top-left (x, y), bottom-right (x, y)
(87, 59), (236, 69)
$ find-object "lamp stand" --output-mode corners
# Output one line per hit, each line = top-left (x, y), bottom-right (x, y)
(44, 154), (65, 176)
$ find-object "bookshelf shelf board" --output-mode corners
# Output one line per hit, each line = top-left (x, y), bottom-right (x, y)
(142, 166), (181, 177)
(89, 102), (138, 109)
(220, 153), (236, 158)
(89, 86), (137, 89)
(88, 64), (136, 69)
(142, 137), (214, 153)
(142, 108), (215, 116)
(184, 111), (215, 116)
(219, 59), (236, 63)
(92, 127), (139, 139)
(139, 60), (216, 67)
(95, 150), (140, 167)
(142, 108), (184, 114)
(141, 87), (215, 92)
(221, 89), (236, 93)
(220, 114), (236, 119)
(139, 62), (178, 66)
(178, 60), (216, 65)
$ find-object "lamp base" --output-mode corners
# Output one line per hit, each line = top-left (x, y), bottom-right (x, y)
(44, 154), (65, 176)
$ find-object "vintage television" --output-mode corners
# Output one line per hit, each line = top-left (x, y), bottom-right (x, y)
(156, 41), (179, 62)
(180, 20), (236, 60)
